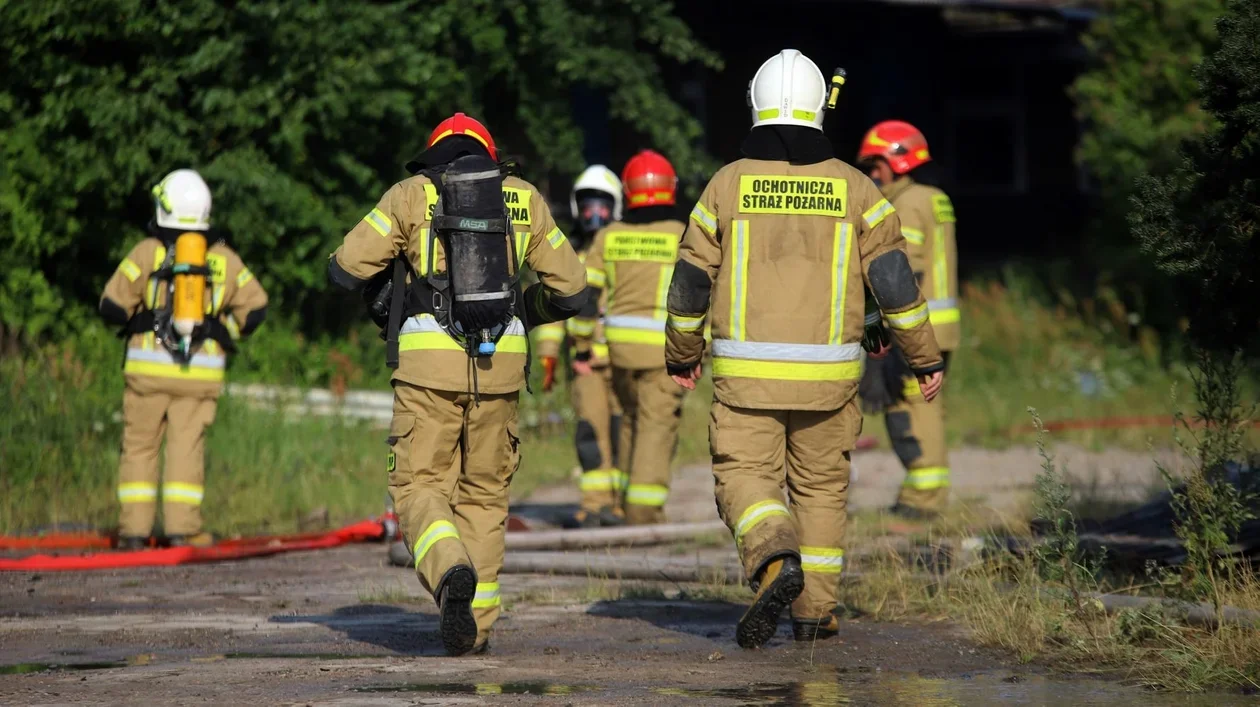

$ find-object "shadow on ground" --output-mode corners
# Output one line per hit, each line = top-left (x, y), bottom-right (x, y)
(269, 604), (444, 656)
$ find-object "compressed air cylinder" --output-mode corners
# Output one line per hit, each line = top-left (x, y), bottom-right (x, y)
(172, 232), (207, 350)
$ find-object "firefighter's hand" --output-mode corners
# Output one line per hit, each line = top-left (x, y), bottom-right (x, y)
(670, 363), (702, 391)
(541, 356), (558, 392)
(572, 359), (593, 376)
(917, 370), (944, 402)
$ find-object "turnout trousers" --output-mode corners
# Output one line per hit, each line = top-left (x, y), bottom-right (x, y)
(117, 384), (217, 538)
(572, 366), (624, 514)
(388, 382), (520, 647)
(711, 399), (861, 621)
(611, 366), (685, 525)
(887, 375), (950, 512)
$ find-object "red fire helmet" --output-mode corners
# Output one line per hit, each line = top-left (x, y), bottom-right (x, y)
(857, 120), (931, 175)
(427, 113), (497, 161)
(622, 150), (677, 208)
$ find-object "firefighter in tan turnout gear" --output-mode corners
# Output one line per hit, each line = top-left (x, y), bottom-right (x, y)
(571, 151), (688, 526)
(666, 51), (945, 648)
(99, 169), (269, 550)
(328, 113), (587, 656)
(857, 121), (959, 516)
(535, 165), (626, 528)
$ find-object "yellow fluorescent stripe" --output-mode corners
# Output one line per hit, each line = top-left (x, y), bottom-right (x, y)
(712, 358), (861, 382)
(545, 227), (567, 249)
(604, 328), (666, 346)
(692, 201), (717, 232)
(472, 582), (501, 609)
(535, 325), (565, 342)
(667, 313), (706, 332)
(862, 198), (895, 228)
(586, 267), (607, 288)
(419, 228), (431, 275)
(163, 482), (204, 505)
(119, 258), (142, 282)
(580, 471), (621, 491)
(398, 332), (528, 354)
(412, 520), (460, 565)
(828, 223), (853, 345)
(591, 343), (610, 359)
(800, 546), (845, 558)
(901, 227), (925, 245)
(365, 207), (391, 237)
(734, 500), (791, 542)
(934, 225), (948, 300)
(117, 482), (157, 502)
(730, 220), (749, 341)
(625, 484), (669, 507)
(566, 319), (596, 337)
(236, 268), (254, 288)
(903, 378), (924, 399)
(904, 467), (950, 490)
(885, 302), (929, 330)
(655, 265), (673, 320)
(123, 360), (225, 382)
(929, 308), (961, 325)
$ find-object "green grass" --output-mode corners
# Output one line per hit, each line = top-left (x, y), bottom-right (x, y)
(1, 270), (1234, 534)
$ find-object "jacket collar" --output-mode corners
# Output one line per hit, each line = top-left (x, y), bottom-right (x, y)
(740, 126), (834, 165)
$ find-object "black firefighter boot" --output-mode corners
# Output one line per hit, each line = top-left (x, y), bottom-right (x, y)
(437, 565), (478, 656)
(793, 615), (841, 642)
(736, 554), (805, 649)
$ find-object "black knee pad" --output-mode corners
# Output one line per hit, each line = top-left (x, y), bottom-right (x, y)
(575, 420), (601, 471)
(886, 411), (922, 467)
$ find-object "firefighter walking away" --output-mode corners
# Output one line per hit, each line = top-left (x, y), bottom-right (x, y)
(99, 169), (269, 550)
(571, 151), (688, 526)
(665, 50), (945, 648)
(328, 113), (587, 656)
(857, 120), (959, 518)
(536, 165), (626, 528)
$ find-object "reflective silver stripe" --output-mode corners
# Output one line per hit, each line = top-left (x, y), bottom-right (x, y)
(604, 315), (665, 332)
(455, 291), (512, 302)
(731, 220), (748, 341)
(401, 314), (525, 336)
(929, 298), (957, 311)
(444, 168), (502, 183)
(125, 348), (226, 369)
(690, 203), (717, 233)
(711, 339), (861, 363)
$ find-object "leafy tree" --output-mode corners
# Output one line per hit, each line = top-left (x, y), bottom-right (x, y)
(1129, 0), (1258, 604)
(0, 0), (720, 343)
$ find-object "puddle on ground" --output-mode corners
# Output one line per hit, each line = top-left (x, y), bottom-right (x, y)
(0, 661), (128, 675)
(355, 682), (593, 696)
(654, 673), (1256, 706)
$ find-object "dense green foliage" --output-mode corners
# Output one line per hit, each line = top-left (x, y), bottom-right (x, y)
(0, 0), (720, 343)
(1072, 0), (1223, 233)
(1129, 0), (1259, 603)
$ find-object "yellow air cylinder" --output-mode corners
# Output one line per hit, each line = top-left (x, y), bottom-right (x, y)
(172, 232), (207, 350)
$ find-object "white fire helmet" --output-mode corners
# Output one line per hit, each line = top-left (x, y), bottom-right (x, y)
(569, 164), (623, 222)
(152, 169), (212, 231)
(747, 49), (827, 131)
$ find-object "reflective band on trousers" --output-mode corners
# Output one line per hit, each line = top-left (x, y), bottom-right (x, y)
(711, 339), (862, 382)
(580, 469), (628, 492)
(473, 582), (501, 609)
(626, 484), (669, 507)
(605, 314), (666, 346)
(566, 318), (596, 337)
(412, 520), (460, 567)
(800, 546), (844, 574)
(928, 298), (960, 325)
(904, 467), (950, 490)
(124, 348), (226, 382)
(118, 482), (158, 503)
(734, 500), (791, 546)
(667, 313), (706, 333)
(536, 324), (565, 342)
(163, 482), (204, 505)
(885, 302), (929, 330)
(400, 315), (527, 354)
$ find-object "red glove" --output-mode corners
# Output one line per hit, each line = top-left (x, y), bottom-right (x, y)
(541, 356), (557, 392)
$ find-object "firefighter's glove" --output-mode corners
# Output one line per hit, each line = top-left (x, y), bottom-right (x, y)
(861, 311), (891, 359)
(858, 354), (896, 414)
(541, 356), (558, 392)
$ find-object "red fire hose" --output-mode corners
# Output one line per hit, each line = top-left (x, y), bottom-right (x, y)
(0, 519), (387, 572)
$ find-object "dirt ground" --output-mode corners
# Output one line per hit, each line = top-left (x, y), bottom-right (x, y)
(2, 445), (1238, 706)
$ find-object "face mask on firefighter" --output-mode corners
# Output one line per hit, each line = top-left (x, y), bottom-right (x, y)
(575, 192), (615, 234)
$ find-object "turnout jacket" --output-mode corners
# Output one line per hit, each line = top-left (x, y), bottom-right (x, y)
(881, 176), (960, 351)
(571, 217), (687, 371)
(100, 237), (268, 397)
(534, 247), (611, 367)
(666, 158), (944, 411)
(331, 174), (587, 395)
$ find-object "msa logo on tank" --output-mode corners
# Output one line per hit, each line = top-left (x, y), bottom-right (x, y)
(425, 184), (532, 227)
(604, 231), (679, 263)
(737, 176), (847, 217)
